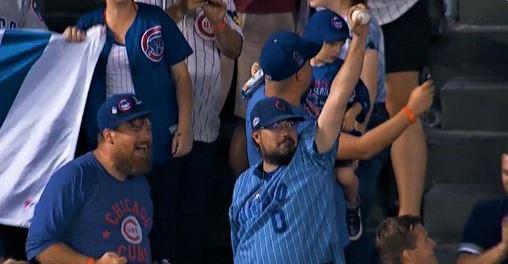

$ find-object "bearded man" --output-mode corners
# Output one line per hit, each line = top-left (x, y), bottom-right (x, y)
(26, 93), (154, 264)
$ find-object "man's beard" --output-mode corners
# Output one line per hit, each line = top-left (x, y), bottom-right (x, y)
(112, 147), (152, 178)
(262, 138), (296, 166)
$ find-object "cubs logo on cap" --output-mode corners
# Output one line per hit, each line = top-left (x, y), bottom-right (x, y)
(141, 25), (164, 62)
(118, 99), (133, 112)
(97, 93), (151, 131)
(331, 16), (344, 30)
(303, 9), (350, 45)
(251, 97), (305, 131)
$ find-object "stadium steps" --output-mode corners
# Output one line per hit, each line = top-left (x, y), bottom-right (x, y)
(424, 4), (508, 260)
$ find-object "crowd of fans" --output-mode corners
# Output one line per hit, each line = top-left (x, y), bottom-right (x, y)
(0, 0), (506, 264)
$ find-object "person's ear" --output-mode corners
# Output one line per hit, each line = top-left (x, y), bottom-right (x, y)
(103, 129), (115, 145)
(252, 131), (262, 145)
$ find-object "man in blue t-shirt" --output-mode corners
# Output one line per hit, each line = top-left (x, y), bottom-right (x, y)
(229, 11), (369, 261)
(26, 94), (154, 264)
(457, 153), (508, 264)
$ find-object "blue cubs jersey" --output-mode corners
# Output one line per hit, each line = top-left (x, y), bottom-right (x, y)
(76, 3), (193, 164)
(26, 152), (153, 263)
(230, 122), (346, 264)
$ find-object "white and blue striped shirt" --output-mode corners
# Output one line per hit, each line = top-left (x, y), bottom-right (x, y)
(230, 122), (347, 264)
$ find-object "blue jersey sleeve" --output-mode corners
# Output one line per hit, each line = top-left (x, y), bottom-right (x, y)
(301, 121), (338, 169)
(26, 164), (87, 260)
(353, 80), (371, 123)
(160, 11), (192, 66)
(76, 8), (105, 31)
(460, 200), (502, 254)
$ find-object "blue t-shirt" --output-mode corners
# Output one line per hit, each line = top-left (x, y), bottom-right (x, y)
(458, 197), (508, 263)
(305, 59), (370, 125)
(76, 3), (193, 164)
(230, 122), (347, 263)
(26, 152), (153, 263)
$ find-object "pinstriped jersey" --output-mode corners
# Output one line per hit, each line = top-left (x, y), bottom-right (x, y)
(138, 0), (243, 143)
(368, 0), (419, 25)
(230, 122), (346, 264)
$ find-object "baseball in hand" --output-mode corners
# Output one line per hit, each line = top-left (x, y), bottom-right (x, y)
(352, 9), (370, 25)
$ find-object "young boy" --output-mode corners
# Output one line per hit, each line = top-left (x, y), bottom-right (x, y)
(303, 9), (370, 241)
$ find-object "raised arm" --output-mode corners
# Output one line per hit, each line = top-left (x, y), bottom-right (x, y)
(314, 5), (368, 154)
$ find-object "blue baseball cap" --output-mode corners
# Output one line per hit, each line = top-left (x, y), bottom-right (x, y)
(260, 31), (321, 81)
(251, 97), (305, 131)
(97, 93), (151, 131)
(303, 9), (350, 45)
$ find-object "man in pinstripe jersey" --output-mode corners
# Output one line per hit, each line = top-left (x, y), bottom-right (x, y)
(229, 14), (368, 262)
(136, 0), (242, 262)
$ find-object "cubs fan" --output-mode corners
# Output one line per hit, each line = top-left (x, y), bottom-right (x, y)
(63, 1), (193, 262)
(26, 94), (153, 264)
(136, 0), (242, 262)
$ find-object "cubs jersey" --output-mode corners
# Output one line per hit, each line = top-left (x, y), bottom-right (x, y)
(230, 122), (346, 264)
(138, 0), (243, 143)
(26, 152), (153, 263)
(76, 3), (193, 164)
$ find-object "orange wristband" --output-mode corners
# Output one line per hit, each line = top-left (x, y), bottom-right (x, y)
(212, 20), (227, 33)
(402, 106), (417, 124)
(87, 257), (96, 264)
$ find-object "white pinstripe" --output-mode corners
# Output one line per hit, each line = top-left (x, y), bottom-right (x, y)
(138, 0), (242, 142)
(230, 122), (345, 264)
(106, 43), (136, 98)
(368, 0), (419, 25)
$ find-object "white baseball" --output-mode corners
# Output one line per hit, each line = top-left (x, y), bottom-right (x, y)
(352, 9), (370, 25)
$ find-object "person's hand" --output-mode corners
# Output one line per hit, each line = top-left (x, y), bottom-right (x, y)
(342, 108), (357, 132)
(95, 252), (127, 264)
(171, 126), (193, 157)
(250, 62), (260, 77)
(179, 0), (207, 14)
(347, 4), (369, 39)
(406, 80), (435, 117)
(203, 0), (227, 25)
(2, 259), (29, 264)
(63, 26), (86, 42)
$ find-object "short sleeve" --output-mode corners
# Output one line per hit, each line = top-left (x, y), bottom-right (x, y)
(76, 9), (104, 31)
(366, 20), (381, 51)
(459, 200), (502, 255)
(160, 11), (193, 66)
(301, 121), (338, 169)
(26, 164), (86, 261)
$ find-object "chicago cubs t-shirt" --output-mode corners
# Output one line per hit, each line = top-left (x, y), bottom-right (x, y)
(305, 59), (370, 123)
(26, 152), (153, 263)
